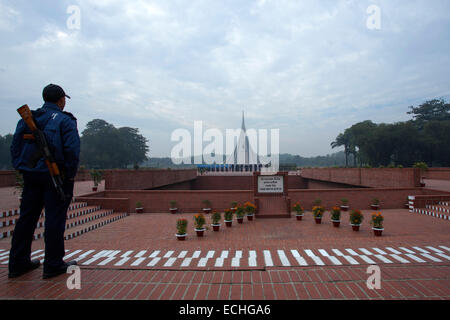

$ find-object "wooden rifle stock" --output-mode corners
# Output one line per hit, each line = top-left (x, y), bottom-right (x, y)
(17, 104), (66, 201)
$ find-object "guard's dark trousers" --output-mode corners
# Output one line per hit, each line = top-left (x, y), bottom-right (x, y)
(9, 171), (74, 273)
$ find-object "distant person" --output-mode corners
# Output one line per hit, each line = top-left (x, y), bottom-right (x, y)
(9, 84), (80, 279)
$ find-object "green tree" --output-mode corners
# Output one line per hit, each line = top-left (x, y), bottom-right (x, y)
(80, 119), (149, 169)
(0, 134), (13, 169)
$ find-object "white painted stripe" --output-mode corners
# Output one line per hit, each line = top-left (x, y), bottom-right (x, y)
(413, 247), (429, 254)
(149, 250), (161, 258)
(435, 253), (450, 261)
(386, 247), (402, 255)
(249, 250), (257, 267)
(277, 250), (291, 266)
(98, 250), (121, 265)
(164, 257), (177, 267)
(214, 250), (228, 267)
(291, 250), (308, 266)
(178, 251), (188, 258)
(135, 250), (147, 257)
(389, 254), (410, 263)
(263, 250), (274, 267)
(374, 254), (393, 263)
(75, 250), (95, 262)
(0, 251), (9, 257)
(231, 251), (242, 267)
(83, 250), (109, 265)
(147, 257), (161, 266)
(318, 249), (342, 265)
(192, 251), (201, 259)
(425, 246), (444, 254)
(372, 248), (387, 255)
(115, 257), (130, 266)
(421, 253), (442, 262)
(405, 254), (426, 263)
(182, 257), (193, 267)
(198, 250), (215, 267)
(120, 250), (134, 257)
(358, 255), (377, 264)
(331, 249), (359, 264)
(305, 250), (325, 265)
(131, 257), (146, 266)
(163, 251), (174, 258)
(399, 247), (415, 254)
(30, 249), (44, 257)
(345, 249), (359, 256)
(358, 248), (374, 255)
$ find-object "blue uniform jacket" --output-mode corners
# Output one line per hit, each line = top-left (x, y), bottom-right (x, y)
(10, 102), (80, 179)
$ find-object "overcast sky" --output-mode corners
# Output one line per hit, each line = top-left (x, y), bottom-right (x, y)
(1, 0), (449, 157)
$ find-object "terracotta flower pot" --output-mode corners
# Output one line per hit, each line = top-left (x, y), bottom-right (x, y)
(195, 228), (205, 237)
(351, 224), (361, 231)
(237, 217), (244, 224)
(203, 208), (211, 214)
(136, 208), (143, 214)
(225, 220), (232, 227)
(296, 214), (303, 221)
(370, 204), (380, 210)
(332, 220), (340, 227)
(212, 224), (221, 231)
(373, 227), (383, 236)
(176, 234), (186, 241)
(404, 203), (410, 209)
(340, 206), (349, 212)
(92, 186), (98, 192)
(247, 215), (254, 221)
(314, 217), (322, 224)
(169, 208), (178, 214)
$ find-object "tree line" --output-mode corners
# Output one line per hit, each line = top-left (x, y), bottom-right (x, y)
(0, 119), (149, 170)
(331, 99), (450, 167)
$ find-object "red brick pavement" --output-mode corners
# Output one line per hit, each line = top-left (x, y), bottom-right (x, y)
(0, 208), (449, 300)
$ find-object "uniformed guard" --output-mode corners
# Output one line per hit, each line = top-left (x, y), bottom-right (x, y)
(9, 84), (81, 279)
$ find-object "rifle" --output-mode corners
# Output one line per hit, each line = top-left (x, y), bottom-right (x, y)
(17, 104), (66, 201)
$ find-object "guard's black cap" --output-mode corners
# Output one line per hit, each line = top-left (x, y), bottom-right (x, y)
(42, 84), (71, 103)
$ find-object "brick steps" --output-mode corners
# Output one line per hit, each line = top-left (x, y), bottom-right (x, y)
(409, 197), (450, 221)
(0, 202), (128, 240)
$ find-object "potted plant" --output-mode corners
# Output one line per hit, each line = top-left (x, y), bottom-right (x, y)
(370, 198), (380, 210)
(370, 212), (384, 236)
(235, 204), (245, 224)
(136, 201), (144, 214)
(244, 201), (256, 221)
(292, 202), (304, 220)
(313, 199), (322, 206)
(312, 205), (325, 224)
(176, 218), (188, 241)
(224, 209), (234, 227)
(349, 209), (364, 231)
(230, 201), (238, 212)
(211, 211), (221, 231)
(413, 162), (428, 187)
(330, 206), (341, 227)
(169, 200), (178, 214)
(340, 198), (349, 211)
(202, 200), (212, 214)
(90, 169), (102, 192)
(194, 213), (206, 237)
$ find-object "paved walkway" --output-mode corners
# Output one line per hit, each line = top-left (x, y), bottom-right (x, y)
(1, 208), (449, 300)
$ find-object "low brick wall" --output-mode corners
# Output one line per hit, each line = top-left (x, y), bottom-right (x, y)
(301, 168), (421, 188)
(422, 168), (450, 180)
(289, 187), (446, 210)
(0, 169), (95, 187)
(104, 169), (198, 190)
(409, 194), (450, 209)
(77, 187), (450, 214)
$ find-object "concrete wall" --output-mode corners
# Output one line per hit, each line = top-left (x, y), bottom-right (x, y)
(104, 169), (198, 190)
(301, 168), (421, 188)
